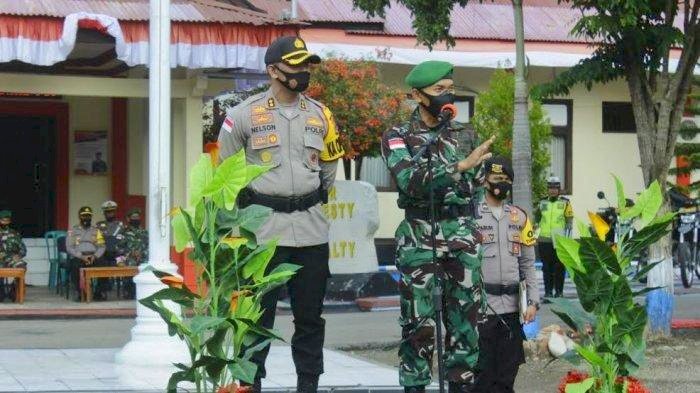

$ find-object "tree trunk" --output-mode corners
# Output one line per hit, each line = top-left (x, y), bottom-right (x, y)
(511, 0), (533, 216)
(355, 156), (364, 181)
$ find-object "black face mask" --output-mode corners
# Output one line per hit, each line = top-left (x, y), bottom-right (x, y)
(129, 220), (141, 227)
(488, 181), (512, 201)
(81, 219), (92, 227)
(275, 67), (311, 93)
(420, 90), (455, 118)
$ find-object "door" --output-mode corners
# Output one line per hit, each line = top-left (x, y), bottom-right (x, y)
(0, 116), (56, 237)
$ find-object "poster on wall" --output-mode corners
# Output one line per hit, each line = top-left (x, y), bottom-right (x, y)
(74, 131), (108, 175)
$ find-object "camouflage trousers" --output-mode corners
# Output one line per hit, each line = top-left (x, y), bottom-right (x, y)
(396, 246), (483, 387)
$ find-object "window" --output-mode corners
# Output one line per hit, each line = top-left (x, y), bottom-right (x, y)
(542, 100), (573, 194)
(359, 96), (476, 191)
(603, 102), (636, 133)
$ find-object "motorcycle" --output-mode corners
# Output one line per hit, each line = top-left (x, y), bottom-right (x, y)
(672, 198), (700, 288)
(595, 191), (647, 281)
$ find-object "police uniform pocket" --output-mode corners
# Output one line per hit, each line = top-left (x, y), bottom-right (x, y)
(303, 133), (324, 172)
(507, 231), (522, 256)
(249, 131), (281, 167)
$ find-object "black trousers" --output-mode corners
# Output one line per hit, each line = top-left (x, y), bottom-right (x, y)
(474, 313), (525, 393)
(69, 257), (109, 297)
(539, 242), (565, 296)
(247, 244), (330, 379)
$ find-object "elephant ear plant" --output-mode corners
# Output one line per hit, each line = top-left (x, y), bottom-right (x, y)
(551, 177), (672, 393)
(140, 145), (300, 393)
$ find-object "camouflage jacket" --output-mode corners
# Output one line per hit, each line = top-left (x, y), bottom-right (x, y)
(0, 228), (26, 266)
(96, 220), (126, 256)
(381, 109), (484, 252)
(122, 226), (148, 266)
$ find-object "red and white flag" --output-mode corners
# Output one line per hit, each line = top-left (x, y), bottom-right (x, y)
(222, 116), (234, 133)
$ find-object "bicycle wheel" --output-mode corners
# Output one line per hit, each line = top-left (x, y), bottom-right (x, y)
(678, 242), (694, 288)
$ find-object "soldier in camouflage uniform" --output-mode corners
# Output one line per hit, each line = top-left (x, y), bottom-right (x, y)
(381, 61), (494, 393)
(96, 200), (126, 266)
(121, 208), (147, 299)
(0, 210), (27, 269)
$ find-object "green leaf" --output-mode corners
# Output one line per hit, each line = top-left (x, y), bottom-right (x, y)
(189, 316), (226, 335)
(610, 279), (632, 312)
(203, 149), (248, 210)
(229, 358), (258, 384)
(616, 304), (647, 339)
(576, 218), (593, 238)
(613, 174), (627, 214)
(548, 297), (595, 333)
(242, 337), (274, 360)
(241, 239), (278, 281)
(189, 154), (214, 206)
(171, 209), (191, 253)
(221, 237), (248, 251)
(632, 286), (663, 297)
(573, 264), (613, 313)
(621, 181), (662, 226)
(245, 164), (271, 185)
(623, 221), (672, 262)
(234, 318), (286, 341)
(205, 328), (228, 358)
(575, 343), (610, 373)
(140, 286), (197, 309)
(555, 236), (585, 276)
(580, 237), (621, 276)
(166, 368), (196, 393)
(216, 204), (272, 235)
(565, 377), (596, 393)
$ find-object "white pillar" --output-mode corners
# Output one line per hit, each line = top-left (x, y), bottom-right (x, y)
(115, 0), (189, 387)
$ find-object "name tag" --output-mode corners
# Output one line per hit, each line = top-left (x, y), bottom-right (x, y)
(251, 132), (280, 150)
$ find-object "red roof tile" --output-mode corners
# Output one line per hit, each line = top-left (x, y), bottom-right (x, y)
(0, 0), (285, 25)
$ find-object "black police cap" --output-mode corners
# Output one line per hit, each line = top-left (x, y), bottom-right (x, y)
(484, 156), (514, 180)
(264, 36), (321, 66)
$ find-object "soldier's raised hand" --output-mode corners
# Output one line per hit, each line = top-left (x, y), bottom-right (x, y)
(457, 136), (495, 172)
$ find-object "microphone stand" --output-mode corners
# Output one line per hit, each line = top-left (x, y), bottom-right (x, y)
(412, 117), (450, 393)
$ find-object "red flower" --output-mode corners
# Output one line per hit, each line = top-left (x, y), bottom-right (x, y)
(558, 371), (590, 393)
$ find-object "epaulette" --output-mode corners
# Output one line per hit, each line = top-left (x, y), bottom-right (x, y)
(510, 205), (529, 223)
(303, 95), (326, 112)
(559, 196), (570, 202)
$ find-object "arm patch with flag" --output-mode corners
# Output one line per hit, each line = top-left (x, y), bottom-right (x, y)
(221, 115), (234, 134)
(320, 106), (344, 161)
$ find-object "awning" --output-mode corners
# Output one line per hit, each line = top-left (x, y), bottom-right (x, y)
(0, 13), (296, 70)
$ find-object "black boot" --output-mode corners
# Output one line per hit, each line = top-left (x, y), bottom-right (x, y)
(404, 387), (425, 393)
(449, 380), (476, 393)
(297, 373), (319, 393)
(240, 378), (261, 393)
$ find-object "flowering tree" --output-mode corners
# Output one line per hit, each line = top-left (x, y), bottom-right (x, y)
(306, 58), (410, 174)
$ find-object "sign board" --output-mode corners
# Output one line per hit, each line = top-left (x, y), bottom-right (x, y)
(323, 180), (380, 274)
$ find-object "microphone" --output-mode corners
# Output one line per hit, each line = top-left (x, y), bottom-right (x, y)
(436, 103), (457, 123)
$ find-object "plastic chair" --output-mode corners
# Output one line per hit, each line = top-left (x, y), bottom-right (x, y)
(55, 235), (71, 297)
(44, 230), (67, 288)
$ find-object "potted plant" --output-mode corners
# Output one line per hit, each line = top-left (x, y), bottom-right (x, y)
(141, 145), (299, 393)
(550, 177), (672, 392)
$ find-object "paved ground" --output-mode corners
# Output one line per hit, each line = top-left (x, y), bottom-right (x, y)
(0, 293), (698, 350)
(0, 347), (399, 392)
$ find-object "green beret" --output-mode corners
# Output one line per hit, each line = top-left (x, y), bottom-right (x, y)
(127, 208), (142, 217)
(405, 61), (454, 89)
(0, 210), (11, 219)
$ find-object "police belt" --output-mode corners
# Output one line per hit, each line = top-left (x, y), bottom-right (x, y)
(404, 204), (471, 221)
(238, 188), (322, 213)
(484, 283), (519, 296)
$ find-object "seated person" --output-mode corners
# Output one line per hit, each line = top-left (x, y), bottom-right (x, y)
(120, 208), (148, 299)
(0, 210), (27, 269)
(0, 210), (27, 302)
(66, 206), (107, 301)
